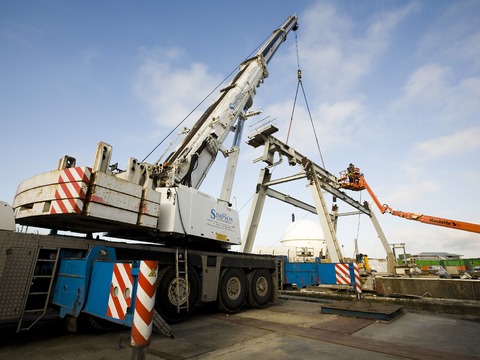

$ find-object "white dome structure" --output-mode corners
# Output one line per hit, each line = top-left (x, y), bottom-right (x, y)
(257, 218), (327, 262)
(281, 219), (325, 246)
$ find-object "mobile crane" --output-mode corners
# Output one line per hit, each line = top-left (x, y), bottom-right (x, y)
(339, 167), (480, 234)
(0, 15), (299, 332)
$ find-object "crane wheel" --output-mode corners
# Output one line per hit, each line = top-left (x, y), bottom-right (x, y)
(217, 268), (247, 313)
(247, 269), (273, 308)
(155, 265), (199, 323)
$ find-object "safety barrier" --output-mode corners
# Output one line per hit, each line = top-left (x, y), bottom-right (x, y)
(131, 260), (159, 347)
(283, 260), (362, 297)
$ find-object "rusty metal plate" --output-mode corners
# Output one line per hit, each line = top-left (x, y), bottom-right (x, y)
(312, 316), (374, 334)
(321, 300), (404, 321)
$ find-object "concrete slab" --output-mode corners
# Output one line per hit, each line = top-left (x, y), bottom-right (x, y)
(0, 299), (479, 359)
(353, 310), (480, 356)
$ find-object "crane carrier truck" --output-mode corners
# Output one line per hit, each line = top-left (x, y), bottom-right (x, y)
(0, 15), (299, 332)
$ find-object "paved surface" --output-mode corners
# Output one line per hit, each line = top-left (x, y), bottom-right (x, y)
(0, 299), (479, 359)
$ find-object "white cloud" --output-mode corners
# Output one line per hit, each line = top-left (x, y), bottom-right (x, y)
(444, 76), (480, 124)
(81, 48), (101, 67)
(401, 64), (450, 103)
(1, 23), (43, 48)
(390, 224), (480, 259)
(261, 97), (368, 156)
(382, 179), (441, 206)
(299, 1), (418, 97)
(134, 47), (222, 129)
(395, 63), (480, 123)
(392, 2), (480, 126)
(412, 125), (480, 159)
(418, 1), (480, 71)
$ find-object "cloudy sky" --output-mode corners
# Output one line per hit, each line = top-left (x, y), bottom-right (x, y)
(1, 0), (479, 259)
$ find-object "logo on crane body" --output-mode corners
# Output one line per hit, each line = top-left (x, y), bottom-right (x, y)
(210, 209), (234, 224)
(229, 91), (247, 111)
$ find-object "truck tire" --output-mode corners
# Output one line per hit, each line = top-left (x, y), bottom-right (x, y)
(155, 266), (199, 323)
(217, 268), (247, 313)
(247, 268), (273, 308)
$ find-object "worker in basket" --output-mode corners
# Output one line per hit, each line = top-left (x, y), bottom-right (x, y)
(347, 163), (362, 184)
(347, 163), (355, 183)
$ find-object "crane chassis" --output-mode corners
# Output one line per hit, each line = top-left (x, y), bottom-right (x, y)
(0, 16), (299, 332)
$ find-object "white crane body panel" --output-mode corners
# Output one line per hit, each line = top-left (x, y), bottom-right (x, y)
(14, 164), (241, 244)
(156, 185), (241, 244)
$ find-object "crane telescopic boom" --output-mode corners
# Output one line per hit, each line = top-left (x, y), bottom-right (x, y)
(161, 16), (299, 190)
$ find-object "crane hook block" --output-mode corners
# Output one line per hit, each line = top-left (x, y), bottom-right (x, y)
(297, 69), (302, 80)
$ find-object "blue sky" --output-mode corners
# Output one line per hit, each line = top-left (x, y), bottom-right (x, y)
(1, 0), (479, 259)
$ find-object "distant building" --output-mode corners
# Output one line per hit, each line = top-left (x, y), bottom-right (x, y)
(409, 252), (462, 261)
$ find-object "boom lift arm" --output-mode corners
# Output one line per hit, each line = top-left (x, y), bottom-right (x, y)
(339, 169), (480, 234)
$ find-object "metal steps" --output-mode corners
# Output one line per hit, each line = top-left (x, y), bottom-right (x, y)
(175, 248), (189, 313)
(17, 248), (60, 332)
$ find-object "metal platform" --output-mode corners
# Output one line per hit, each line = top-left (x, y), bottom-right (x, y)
(321, 300), (404, 321)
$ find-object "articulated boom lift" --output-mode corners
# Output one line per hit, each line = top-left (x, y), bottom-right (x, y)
(339, 168), (480, 234)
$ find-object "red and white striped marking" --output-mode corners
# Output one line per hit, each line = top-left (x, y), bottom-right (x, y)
(335, 263), (351, 285)
(50, 167), (91, 214)
(131, 261), (158, 347)
(107, 263), (133, 320)
(353, 262), (362, 294)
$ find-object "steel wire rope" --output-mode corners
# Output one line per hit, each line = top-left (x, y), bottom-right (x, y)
(285, 30), (301, 145)
(299, 82), (326, 169)
(353, 191), (362, 258)
(285, 31), (326, 169)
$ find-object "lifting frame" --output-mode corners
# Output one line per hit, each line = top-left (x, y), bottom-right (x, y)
(241, 126), (396, 273)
